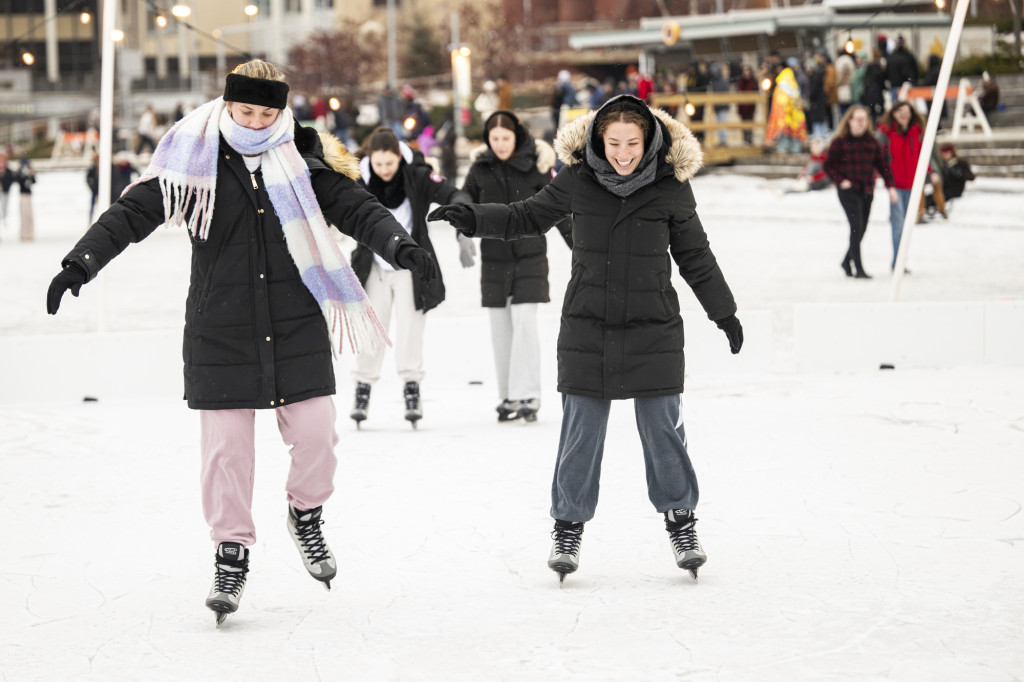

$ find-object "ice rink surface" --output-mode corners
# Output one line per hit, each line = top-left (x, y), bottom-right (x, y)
(1, 169), (1021, 681)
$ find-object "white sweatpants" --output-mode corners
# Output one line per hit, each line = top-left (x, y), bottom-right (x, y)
(488, 300), (541, 403)
(352, 262), (426, 385)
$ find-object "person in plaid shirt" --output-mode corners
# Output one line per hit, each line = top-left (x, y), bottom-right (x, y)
(824, 104), (897, 278)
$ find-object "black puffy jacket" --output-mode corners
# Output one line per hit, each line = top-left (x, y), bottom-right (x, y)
(468, 96), (737, 399)
(463, 113), (572, 307)
(61, 123), (419, 409)
(350, 145), (469, 312)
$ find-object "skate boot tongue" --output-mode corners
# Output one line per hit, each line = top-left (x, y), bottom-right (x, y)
(665, 509), (694, 525)
(293, 506), (322, 524)
(217, 542), (247, 562)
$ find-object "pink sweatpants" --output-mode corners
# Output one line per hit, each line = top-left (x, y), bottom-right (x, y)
(199, 395), (339, 547)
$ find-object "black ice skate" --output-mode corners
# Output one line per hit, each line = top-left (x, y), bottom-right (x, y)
(496, 399), (522, 422)
(665, 509), (706, 582)
(287, 505), (337, 590)
(547, 519), (584, 584)
(517, 398), (539, 423)
(205, 541), (250, 627)
(351, 382), (371, 428)
(403, 381), (422, 428)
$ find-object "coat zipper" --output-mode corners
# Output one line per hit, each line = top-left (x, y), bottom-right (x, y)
(250, 173), (258, 190)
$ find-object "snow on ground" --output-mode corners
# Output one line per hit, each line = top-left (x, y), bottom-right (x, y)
(1, 170), (1022, 681)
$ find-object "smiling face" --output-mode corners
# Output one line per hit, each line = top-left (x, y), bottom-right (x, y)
(602, 121), (645, 176)
(488, 126), (517, 161)
(226, 102), (280, 130)
(892, 103), (912, 130)
(848, 108), (870, 137)
(370, 149), (402, 182)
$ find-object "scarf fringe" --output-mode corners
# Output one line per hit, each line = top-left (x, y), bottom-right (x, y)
(157, 175), (216, 239)
(326, 301), (391, 356)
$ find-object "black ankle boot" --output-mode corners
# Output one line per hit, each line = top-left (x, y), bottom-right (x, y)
(841, 260), (853, 277)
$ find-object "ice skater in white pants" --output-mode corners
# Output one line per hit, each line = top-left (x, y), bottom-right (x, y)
(460, 110), (572, 422)
(348, 126), (471, 428)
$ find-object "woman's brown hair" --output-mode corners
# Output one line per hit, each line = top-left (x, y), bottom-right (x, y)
(877, 100), (926, 133)
(834, 104), (874, 138)
(594, 102), (651, 140)
(357, 126), (401, 159)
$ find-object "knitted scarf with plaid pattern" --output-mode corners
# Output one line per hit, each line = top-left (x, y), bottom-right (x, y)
(128, 97), (388, 354)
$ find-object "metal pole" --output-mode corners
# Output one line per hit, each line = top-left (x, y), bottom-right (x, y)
(270, 0), (283, 64)
(451, 11), (462, 140)
(889, 0), (970, 302)
(156, 24), (167, 80)
(177, 19), (189, 80)
(97, 0), (119, 334)
(45, 0), (59, 83)
(387, 0), (397, 87)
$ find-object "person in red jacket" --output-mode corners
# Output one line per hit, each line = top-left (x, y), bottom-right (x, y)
(876, 101), (927, 270)
(824, 105), (897, 278)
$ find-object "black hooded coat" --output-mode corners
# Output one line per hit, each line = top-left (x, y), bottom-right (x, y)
(463, 110), (572, 307)
(467, 95), (737, 400)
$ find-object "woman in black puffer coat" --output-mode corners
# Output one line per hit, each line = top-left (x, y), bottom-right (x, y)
(462, 110), (572, 422)
(45, 60), (437, 622)
(430, 95), (743, 583)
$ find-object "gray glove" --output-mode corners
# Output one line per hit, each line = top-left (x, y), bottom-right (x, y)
(457, 233), (476, 268)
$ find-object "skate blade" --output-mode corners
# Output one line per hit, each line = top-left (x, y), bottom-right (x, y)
(322, 580), (331, 591)
(678, 558), (705, 583)
(215, 611), (228, 627)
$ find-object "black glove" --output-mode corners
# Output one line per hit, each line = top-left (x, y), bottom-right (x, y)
(395, 246), (439, 283)
(427, 204), (477, 236)
(716, 314), (743, 354)
(46, 263), (88, 315)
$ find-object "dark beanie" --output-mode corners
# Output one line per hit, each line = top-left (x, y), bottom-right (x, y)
(223, 73), (289, 109)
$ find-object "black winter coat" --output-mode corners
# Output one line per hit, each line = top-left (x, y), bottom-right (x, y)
(61, 123), (419, 410)
(463, 125), (572, 307)
(350, 145), (469, 312)
(468, 96), (737, 400)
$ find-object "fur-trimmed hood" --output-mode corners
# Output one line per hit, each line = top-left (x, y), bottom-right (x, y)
(319, 131), (361, 180)
(293, 121), (361, 180)
(553, 95), (703, 183)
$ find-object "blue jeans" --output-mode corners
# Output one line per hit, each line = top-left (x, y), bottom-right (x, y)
(889, 188), (912, 268)
(550, 393), (698, 523)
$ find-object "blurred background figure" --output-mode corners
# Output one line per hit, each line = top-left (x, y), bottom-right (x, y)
(17, 157), (35, 241)
(474, 80), (500, 123)
(0, 151), (14, 235)
(135, 105), (157, 156)
(977, 71), (1000, 113)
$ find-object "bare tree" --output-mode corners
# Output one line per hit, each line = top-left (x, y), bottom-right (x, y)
(286, 20), (386, 100)
(457, 0), (531, 81)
